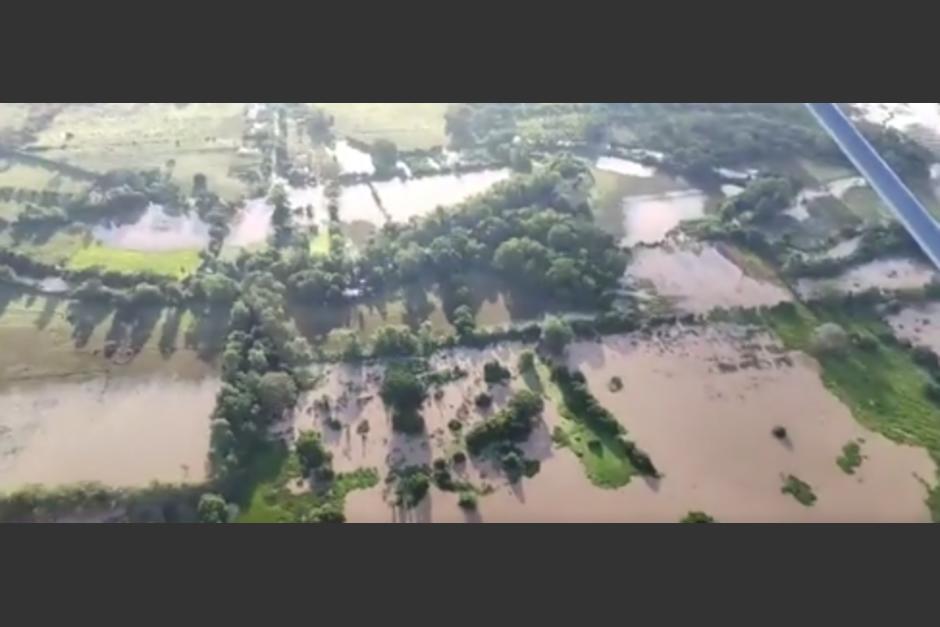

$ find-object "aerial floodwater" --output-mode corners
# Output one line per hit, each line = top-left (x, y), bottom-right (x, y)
(2, 102), (940, 523)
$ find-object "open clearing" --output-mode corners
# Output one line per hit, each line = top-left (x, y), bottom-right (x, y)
(314, 103), (449, 150)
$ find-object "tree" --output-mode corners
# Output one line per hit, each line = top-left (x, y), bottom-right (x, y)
(371, 139), (399, 177)
(198, 273), (240, 304)
(380, 366), (427, 434)
(493, 237), (552, 283)
(307, 107), (334, 144)
(193, 173), (208, 195)
(336, 329), (363, 360)
(541, 316), (574, 356)
(509, 147), (532, 173)
(380, 367), (427, 413)
(130, 283), (164, 306)
(296, 430), (331, 472)
(257, 371), (298, 420)
(372, 325), (419, 357)
(483, 360), (511, 385)
(197, 493), (231, 523)
(811, 322), (849, 356)
(680, 511), (715, 523)
(451, 304), (476, 337)
(518, 351), (535, 373)
(394, 243), (426, 282)
(546, 257), (586, 299)
(445, 104), (475, 148)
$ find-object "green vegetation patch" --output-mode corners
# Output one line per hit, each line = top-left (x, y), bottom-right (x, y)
(680, 511), (716, 523)
(534, 359), (640, 489)
(841, 186), (890, 222)
(781, 474), (817, 506)
(837, 441), (864, 475)
(236, 444), (378, 523)
(762, 302), (940, 518)
(68, 245), (201, 278)
(309, 229), (331, 257)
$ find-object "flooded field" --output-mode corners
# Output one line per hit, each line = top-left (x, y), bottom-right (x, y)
(374, 169), (510, 223)
(797, 258), (938, 299)
(293, 343), (529, 480)
(595, 156), (656, 178)
(886, 303), (940, 352)
(330, 140), (375, 175)
(92, 203), (210, 251)
(0, 375), (219, 490)
(345, 328), (935, 522)
(628, 243), (792, 313)
(224, 169), (510, 248)
(621, 190), (708, 247)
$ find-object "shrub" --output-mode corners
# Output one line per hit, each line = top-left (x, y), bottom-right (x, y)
(781, 474), (816, 506)
(447, 419), (463, 432)
(501, 451), (524, 482)
(458, 492), (478, 510)
(608, 376), (624, 392)
(772, 425), (788, 440)
(452, 451), (467, 465)
(394, 467), (431, 508)
(680, 511), (715, 523)
(466, 390), (544, 454)
(925, 382), (940, 406)
(483, 360), (511, 385)
(518, 350), (535, 373)
(810, 322), (849, 355)
(296, 431), (331, 472)
(474, 392), (493, 409)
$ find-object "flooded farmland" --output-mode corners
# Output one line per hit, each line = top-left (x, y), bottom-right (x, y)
(224, 169), (511, 249)
(621, 190), (708, 247)
(628, 243), (792, 313)
(797, 258), (938, 299)
(0, 375), (219, 490)
(373, 169), (511, 223)
(92, 203), (210, 251)
(345, 328), (936, 522)
(886, 303), (940, 352)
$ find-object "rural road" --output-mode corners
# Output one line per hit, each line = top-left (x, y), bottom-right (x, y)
(806, 102), (940, 269)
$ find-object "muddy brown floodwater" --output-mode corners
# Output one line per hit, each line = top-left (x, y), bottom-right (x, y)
(887, 303), (940, 352)
(628, 243), (792, 314)
(797, 258), (938, 299)
(344, 328), (935, 522)
(0, 375), (219, 490)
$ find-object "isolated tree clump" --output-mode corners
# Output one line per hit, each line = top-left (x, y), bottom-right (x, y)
(541, 316), (574, 356)
(811, 322), (849, 356)
(483, 360), (511, 385)
(197, 493), (234, 523)
(380, 366), (428, 434)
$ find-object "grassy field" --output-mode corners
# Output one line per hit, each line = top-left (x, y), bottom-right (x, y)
(309, 229), (331, 257)
(314, 103), (449, 150)
(0, 227), (89, 264)
(31, 103), (246, 151)
(534, 359), (636, 489)
(841, 187), (890, 222)
(68, 245), (201, 278)
(761, 303), (940, 518)
(30, 103), (257, 203)
(797, 158), (856, 184)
